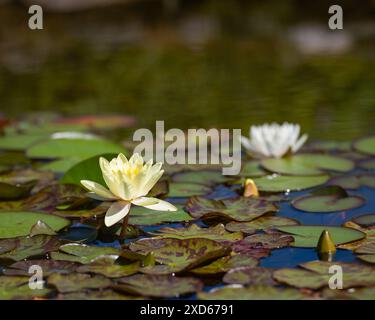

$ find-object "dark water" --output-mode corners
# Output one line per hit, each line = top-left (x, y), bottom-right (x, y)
(0, 1), (374, 140)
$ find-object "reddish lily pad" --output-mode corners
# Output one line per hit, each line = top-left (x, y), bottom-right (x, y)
(149, 224), (243, 242)
(4, 259), (77, 276)
(226, 216), (300, 235)
(77, 259), (140, 278)
(243, 233), (294, 249)
(223, 267), (276, 286)
(115, 274), (203, 298)
(185, 196), (277, 222)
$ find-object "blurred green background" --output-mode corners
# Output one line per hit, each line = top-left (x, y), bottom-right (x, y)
(0, 0), (374, 140)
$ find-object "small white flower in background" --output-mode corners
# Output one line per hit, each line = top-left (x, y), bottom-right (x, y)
(81, 153), (177, 227)
(240, 122), (308, 158)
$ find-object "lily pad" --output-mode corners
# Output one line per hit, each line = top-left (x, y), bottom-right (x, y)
(4, 259), (77, 276)
(186, 196), (277, 222)
(223, 267), (276, 286)
(261, 154), (354, 176)
(129, 238), (229, 271)
(0, 211), (70, 239)
(51, 244), (120, 264)
(172, 170), (230, 186)
(39, 158), (82, 173)
(0, 235), (60, 261)
(291, 194), (365, 213)
(277, 225), (365, 248)
(273, 268), (329, 289)
(0, 182), (35, 200)
(329, 174), (375, 189)
(27, 137), (126, 160)
(77, 260), (140, 278)
(149, 224), (243, 242)
(197, 285), (307, 300)
(355, 242), (375, 263)
(354, 136), (375, 156)
(225, 216), (300, 235)
(252, 174), (329, 192)
(190, 254), (258, 275)
(168, 182), (212, 197)
(48, 272), (112, 293)
(240, 161), (267, 177)
(128, 204), (192, 226)
(57, 289), (137, 300)
(0, 134), (45, 151)
(115, 274), (203, 298)
(0, 276), (52, 300)
(359, 159), (375, 170)
(352, 214), (375, 227)
(60, 153), (119, 186)
(243, 233), (294, 249)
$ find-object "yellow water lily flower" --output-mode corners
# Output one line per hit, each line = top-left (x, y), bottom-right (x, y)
(81, 153), (177, 227)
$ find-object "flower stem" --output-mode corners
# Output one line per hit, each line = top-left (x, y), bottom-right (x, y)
(119, 215), (130, 240)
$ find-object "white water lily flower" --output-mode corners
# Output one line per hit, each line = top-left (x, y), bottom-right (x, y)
(81, 153), (177, 227)
(240, 122), (308, 158)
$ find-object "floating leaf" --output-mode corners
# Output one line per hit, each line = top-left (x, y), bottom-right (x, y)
(329, 174), (375, 189)
(0, 276), (52, 300)
(0, 211), (70, 239)
(240, 161), (267, 177)
(172, 170), (230, 186)
(352, 214), (375, 227)
(115, 274), (203, 298)
(243, 233), (294, 249)
(60, 153), (119, 186)
(39, 158), (82, 173)
(291, 194), (365, 213)
(355, 242), (375, 263)
(77, 259), (140, 278)
(252, 174), (329, 192)
(0, 182), (34, 200)
(0, 134), (45, 151)
(190, 254), (258, 275)
(48, 272), (112, 293)
(149, 224), (243, 242)
(261, 154), (354, 176)
(57, 289), (137, 300)
(354, 136), (375, 156)
(359, 159), (375, 170)
(129, 238), (229, 271)
(197, 285), (307, 300)
(0, 235), (60, 261)
(223, 267), (276, 286)
(128, 204), (192, 226)
(168, 182), (211, 197)
(277, 226), (365, 248)
(273, 268), (329, 289)
(225, 216), (299, 235)
(29, 220), (57, 237)
(27, 137), (126, 160)
(186, 196), (277, 222)
(51, 244), (120, 264)
(4, 260), (77, 276)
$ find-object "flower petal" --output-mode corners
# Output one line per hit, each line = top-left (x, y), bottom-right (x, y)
(131, 197), (178, 211)
(80, 180), (117, 200)
(105, 201), (131, 227)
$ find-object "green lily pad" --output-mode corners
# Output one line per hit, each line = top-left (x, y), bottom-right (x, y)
(172, 170), (230, 186)
(27, 137), (126, 160)
(0, 235), (60, 261)
(0, 134), (45, 151)
(149, 224), (243, 242)
(0, 211), (70, 239)
(352, 214), (375, 227)
(354, 136), (375, 156)
(261, 154), (354, 176)
(51, 244), (120, 264)
(197, 285), (308, 300)
(329, 174), (375, 189)
(291, 194), (365, 213)
(115, 274), (203, 298)
(225, 216), (300, 235)
(355, 242), (375, 263)
(275, 261), (375, 289)
(60, 153), (119, 186)
(0, 276), (52, 300)
(359, 159), (375, 170)
(252, 174), (330, 192)
(223, 267), (276, 286)
(190, 254), (258, 275)
(128, 204), (192, 226)
(129, 238), (229, 271)
(186, 196), (277, 222)
(40, 158), (82, 173)
(243, 233), (294, 249)
(57, 289), (137, 300)
(48, 272), (112, 293)
(240, 161), (267, 177)
(77, 259), (140, 278)
(4, 259), (77, 276)
(168, 182), (212, 197)
(277, 225), (365, 248)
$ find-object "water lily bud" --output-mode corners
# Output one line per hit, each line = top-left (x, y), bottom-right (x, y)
(317, 230), (336, 261)
(243, 178), (259, 198)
